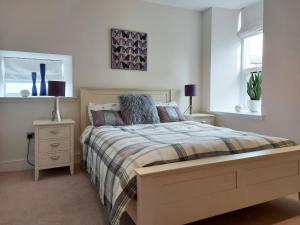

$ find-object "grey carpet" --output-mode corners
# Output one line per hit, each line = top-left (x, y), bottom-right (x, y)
(1, 168), (300, 225)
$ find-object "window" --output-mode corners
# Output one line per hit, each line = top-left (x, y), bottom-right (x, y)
(0, 51), (73, 97)
(241, 33), (263, 108)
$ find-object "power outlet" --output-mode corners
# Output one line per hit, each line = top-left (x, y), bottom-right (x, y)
(27, 132), (35, 139)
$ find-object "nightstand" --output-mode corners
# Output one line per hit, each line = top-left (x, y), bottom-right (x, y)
(33, 119), (75, 181)
(185, 113), (216, 125)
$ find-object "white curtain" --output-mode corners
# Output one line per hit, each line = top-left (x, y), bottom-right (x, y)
(4, 57), (63, 82)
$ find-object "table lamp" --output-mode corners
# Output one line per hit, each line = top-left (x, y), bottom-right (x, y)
(185, 84), (197, 114)
(48, 81), (66, 122)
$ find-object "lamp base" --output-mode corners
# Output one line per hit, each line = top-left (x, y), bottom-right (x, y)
(184, 96), (193, 115)
(51, 97), (62, 122)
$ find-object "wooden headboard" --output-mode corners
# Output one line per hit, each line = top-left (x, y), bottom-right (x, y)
(80, 88), (172, 133)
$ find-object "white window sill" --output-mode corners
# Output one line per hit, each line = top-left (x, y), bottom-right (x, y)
(210, 111), (264, 120)
(0, 96), (77, 103)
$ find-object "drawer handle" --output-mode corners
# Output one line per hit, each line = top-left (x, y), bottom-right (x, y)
(50, 156), (60, 161)
(50, 143), (60, 148)
(50, 130), (59, 135)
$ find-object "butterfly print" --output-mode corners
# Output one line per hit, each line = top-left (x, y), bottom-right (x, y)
(122, 31), (130, 39)
(127, 39), (135, 46)
(125, 47), (137, 54)
(112, 53), (119, 61)
(112, 37), (120, 45)
(124, 54), (131, 61)
(138, 48), (147, 55)
(140, 34), (147, 41)
(119, 39), (132, 46)
(133, 40), (139, 47)
(139, 56), (146, 63)
(130, 32), (138, 40)
(112, 53), (126, 61)
(120, 39), (126, 46)
(111, 29), (118, 37)
(134, 63), (143, 70)
(127, 62), (135, 69)
(111, 28), (147, 71)
(123, 47), (130, 54)
(112, 46), (123, 53)
(132, 48), (139, 54)
(111, 29), (122, 39)
(122, 62), (130, 69)
(131, 55), (139, 62)
(140, 41), (147, 48)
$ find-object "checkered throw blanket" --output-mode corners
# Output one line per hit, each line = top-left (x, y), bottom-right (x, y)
(81, 121), (295, 225)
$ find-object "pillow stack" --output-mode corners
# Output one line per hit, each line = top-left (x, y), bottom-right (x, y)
(88, 95), (186, 127)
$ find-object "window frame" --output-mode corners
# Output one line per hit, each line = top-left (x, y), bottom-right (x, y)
(240, 31), (263, 109)
(0, 50), (73, 97)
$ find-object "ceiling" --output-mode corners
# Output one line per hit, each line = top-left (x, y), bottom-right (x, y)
(143, 0), (261, 11)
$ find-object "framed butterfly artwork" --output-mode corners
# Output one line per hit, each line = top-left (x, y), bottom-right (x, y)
(111, 28), (147, 71)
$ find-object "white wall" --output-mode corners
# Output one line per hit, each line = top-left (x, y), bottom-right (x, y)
(0, 0), (202, 171)
(215, 0), (300, 144)
(200, 9), (212, 112)
(201, 8), (241, 112)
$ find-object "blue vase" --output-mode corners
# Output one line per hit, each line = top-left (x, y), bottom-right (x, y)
(31, 72), (37, 96)
(39, 64), (47, 96)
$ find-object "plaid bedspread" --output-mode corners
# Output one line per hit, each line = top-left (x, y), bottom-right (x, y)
(81, 121), (296, 225)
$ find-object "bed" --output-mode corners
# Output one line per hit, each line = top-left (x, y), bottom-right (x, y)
(80, 88), (300, 225)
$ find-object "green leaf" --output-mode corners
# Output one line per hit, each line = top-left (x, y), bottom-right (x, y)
(247, 71), (262, 100)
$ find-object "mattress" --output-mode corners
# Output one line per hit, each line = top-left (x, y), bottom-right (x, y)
(81, 121), (295, 225)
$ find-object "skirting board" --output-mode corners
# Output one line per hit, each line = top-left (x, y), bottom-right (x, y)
(0, 152), (81, 172)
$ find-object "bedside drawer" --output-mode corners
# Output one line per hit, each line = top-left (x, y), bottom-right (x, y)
(39, 139), (70, 153)
(38, 126), (70, 140)
(39, 151), (70, 167)
(33, 119), (75, 181)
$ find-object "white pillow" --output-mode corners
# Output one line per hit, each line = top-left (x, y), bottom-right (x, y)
(88, 103), (120, 124)
(156, 101), (178, 107)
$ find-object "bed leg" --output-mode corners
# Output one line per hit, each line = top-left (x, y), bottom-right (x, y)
(137, 176), (157, 225)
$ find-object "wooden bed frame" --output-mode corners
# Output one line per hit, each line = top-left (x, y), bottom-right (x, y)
(80, 88), (300, 225)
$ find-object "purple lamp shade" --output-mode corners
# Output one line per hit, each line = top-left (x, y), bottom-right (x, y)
(185, 84), (197, 97)
(48, 81), (66, 97)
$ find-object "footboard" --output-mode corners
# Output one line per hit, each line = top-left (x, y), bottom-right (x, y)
(134, 146), (300, 225)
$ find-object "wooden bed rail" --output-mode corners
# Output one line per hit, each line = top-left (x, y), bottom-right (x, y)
(134, 145), (300, 225)
(135, 146), (300, 176)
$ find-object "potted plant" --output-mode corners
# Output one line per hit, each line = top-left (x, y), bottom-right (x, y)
(247, 71), (262, 113)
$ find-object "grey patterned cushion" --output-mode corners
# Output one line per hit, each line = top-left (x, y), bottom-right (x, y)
(157, 106), (186, 123)
(119, 94), (160, 125)
(91, 110), (125, 127)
